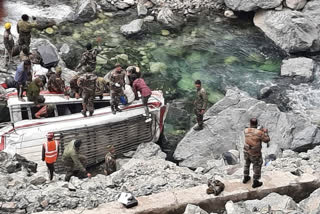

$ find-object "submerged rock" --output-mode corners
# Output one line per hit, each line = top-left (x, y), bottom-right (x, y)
(254, 9), (319, 53)
(120, 19), (144, 37)
(174, 88), (320, 169)
(157, 7), (184, 30)
(281, 57), (315, 81)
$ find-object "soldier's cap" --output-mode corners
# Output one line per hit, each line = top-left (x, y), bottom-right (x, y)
(4, 23), (11, 30)
(55, 67), (62, 75)
(106, 145), (115, 151)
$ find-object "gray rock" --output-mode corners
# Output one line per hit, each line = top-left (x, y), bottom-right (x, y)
(137, 3), (148, 16)
(1, 202), (17, 212)
(30, 177), (46, 186)
(120, 19), (144, 37)
(96, 0), (118, 12)
(302, 0), (320, 52)
(183, 204), (208, 214)
(225, 0), (282, 11)
(157, 7), (184, 29)
(74, 0), (97, 23)
(115, 2), (131, 10)
(144, 15), (155, 22)
(123, 0), (135, 6)
(174, 88), (319, 169)
(299, 188), (320, 214)
(254, 9), (319, 53)
(132, 142), (167, 160)
(281, 57), (315, 81)
(285, 0), (307, 10)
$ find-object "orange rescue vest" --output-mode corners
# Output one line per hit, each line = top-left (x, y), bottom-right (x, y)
(44, 140), (58, 164)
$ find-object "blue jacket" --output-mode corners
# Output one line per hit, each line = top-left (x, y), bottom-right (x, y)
(15, 62), (28, 83)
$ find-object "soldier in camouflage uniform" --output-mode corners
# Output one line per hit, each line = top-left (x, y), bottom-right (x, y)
(243, 118), (270, 188)
(62, 140), (91, 182)
(68, 75), (81, 99)
(109, 65), (125, 115)
(104, 145), (116, 176)
(77, 69), (97, 117)
(95, 77), (108, 100)
(48, 67), (65, 93)
(76, 43), (98, 74)
(17, 14), (37, 50)
(193, 80), (208, 131)
(3, 22), (14, 66)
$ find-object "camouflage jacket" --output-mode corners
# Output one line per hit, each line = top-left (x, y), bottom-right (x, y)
(17, 20), (37, 34)
(78, 73), (97, 93)
(78, 50), (97, 68)
(194, 88), (208, 110)
(244, 128), (270, 156)
(48, 74), (65, 93)
(3, 30), (14, 50)
(104, 151), (116, 175)
(62, 140), (86, 172)
(95, 77), (108, 95)
(26, 81), (41, 104)
(110, 69), (125, 91)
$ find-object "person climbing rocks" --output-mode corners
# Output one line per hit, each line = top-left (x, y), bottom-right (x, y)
(109, 64), (125, 114)
(77, 68), (97, 117)
(17, 14), (37, 50)
(243, 118), (270, 188)
(193, 80), (208, 131)
(27, 78), (45, 105)
(62, 139), (91, 182)
(48, 67), (65, 93)
(42, 132), (59, 181)
(3, 22), (14, 66)
(76, 43), (98, 73)
(104, 145), (116, 176)
(132, 71), (152, 122)
(15, 59), (32, 101)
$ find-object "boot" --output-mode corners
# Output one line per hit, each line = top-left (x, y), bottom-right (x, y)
(111, 105), (116, 115)
(193, 125), (203, 131)
(81, 110), (87, 117)
(89, 111), (94, 116)
(116, 106), (122, 112)
(252, 179), (263, 188)
(242, 175), (251, 184)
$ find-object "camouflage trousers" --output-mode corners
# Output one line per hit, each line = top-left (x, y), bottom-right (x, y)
(111, 90), (124, 107)
(82, 90), (95, 112)
(104, 154), (116, 176)
(18, 33), (31, 49)
(63, 155), (87, 182)
(243, 152), (263, 180)
(194, 109), (204, 127)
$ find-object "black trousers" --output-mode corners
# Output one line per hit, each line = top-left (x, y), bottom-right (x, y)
(46, 162), (55, 181)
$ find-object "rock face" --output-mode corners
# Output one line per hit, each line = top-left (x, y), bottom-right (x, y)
(281, 57), (315, 81)
(254, 9), (319, 53)
(157, 7), (184, 29)
(285, 0), (307, 10)
(132, 142), (167, 160)
(225, 0), (282, 11)
(299, 188), (320, 214)
(120, 19), (144, 37)
(174, 89), (320, 169)
(302, 0), (320, 52)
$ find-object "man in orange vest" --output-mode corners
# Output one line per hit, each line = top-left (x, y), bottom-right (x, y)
(42, 132), (59, 181)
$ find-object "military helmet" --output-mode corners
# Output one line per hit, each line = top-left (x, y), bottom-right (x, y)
(4, 22), (11, 30)
(55, 67), (62, 75)
(106, 145), (115, 152)
(74, 139), (82, 148)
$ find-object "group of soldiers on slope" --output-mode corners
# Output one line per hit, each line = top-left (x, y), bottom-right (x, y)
(5, 15), (270, 189)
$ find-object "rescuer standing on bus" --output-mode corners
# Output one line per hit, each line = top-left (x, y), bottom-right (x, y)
(42, 132), (59, 181)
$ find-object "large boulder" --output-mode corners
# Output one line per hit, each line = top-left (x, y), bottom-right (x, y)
(174, 89), (320, 169)
(157, 7), (184, 30)
(285, 0), (307, 10)
(132, 142), (167, 160)
(120, 19), (144, 37)
(254, 9), (319, 53)
(281, 57), (315, 81)
(225, 0), (282, 11)
(74, 0), (97, 23)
